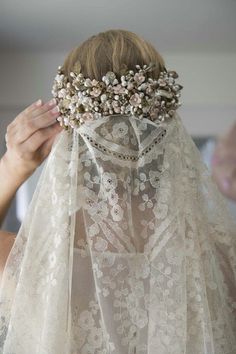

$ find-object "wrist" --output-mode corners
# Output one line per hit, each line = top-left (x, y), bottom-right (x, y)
(0, 153), (33, 189)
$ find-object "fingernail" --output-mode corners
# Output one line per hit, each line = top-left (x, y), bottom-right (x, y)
(35, 99), (42, 107)
(51, 106), (59, 113)
(48, 98), (57, 107)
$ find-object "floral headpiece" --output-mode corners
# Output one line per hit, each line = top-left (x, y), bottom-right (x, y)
(51, 61), (183, 131)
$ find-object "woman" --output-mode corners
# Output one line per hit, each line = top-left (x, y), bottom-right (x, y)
(212, 121), (236, 201)
(0, 29), (235, 354)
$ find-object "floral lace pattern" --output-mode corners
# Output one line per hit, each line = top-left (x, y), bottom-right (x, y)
(0, 113), (236, 353)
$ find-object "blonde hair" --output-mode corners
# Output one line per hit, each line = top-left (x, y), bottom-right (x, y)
(61, 29), (166, 82)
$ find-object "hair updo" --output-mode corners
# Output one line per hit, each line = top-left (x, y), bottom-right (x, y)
(61, 29), (166, 82)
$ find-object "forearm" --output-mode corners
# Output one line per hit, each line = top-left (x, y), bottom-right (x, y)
(0, 154), (26, 228)
(0, 98), (61, 229)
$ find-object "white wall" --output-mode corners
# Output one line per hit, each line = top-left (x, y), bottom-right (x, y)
(165, 53), (236, 136)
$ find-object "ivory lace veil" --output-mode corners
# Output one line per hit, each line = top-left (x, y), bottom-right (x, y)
(0, 112), (236, 354)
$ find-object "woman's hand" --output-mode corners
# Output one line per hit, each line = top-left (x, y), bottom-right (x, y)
(2, 98), (63, 185)
(211, 121), (236, 201)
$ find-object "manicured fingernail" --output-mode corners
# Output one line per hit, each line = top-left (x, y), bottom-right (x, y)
(35, 99), (42, 107)
(51, 106), (59, 113)
(48, 98), (57, 107)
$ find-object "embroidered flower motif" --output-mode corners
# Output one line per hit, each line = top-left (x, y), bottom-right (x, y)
(77, 186), (98, 210)
(102, 172), (118, 190)
(133, 175), (146, 195)
(149, 170), (161, 188)
(92, 263), (103, 278)
(90, 201), (109, 222)
(102, 288), (110, 297)
(89, 223), (100, 237)
(112, 122), (129, 138)
(87, 327), (103, 348)
(129, 307), (148, 329)
(78, 310), (95, 331)
(97, 253), (116, 267)
(94, 237), (108, 252)
(111, 204), (123, 221)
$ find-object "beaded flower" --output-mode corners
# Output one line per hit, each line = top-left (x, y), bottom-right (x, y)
(51, 61), (183, 131)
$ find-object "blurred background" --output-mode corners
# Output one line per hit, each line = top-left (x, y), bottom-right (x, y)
(0, 0), (236, 232)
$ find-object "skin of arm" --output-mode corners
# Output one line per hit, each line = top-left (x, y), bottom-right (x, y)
(0, 155), (23, 281)
(0, 97), (62, 280)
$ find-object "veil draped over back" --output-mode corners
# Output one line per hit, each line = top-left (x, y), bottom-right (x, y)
(0, 112), (236, 354)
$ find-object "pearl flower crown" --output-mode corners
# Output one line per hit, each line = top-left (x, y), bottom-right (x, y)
(51, 61), (183, 131)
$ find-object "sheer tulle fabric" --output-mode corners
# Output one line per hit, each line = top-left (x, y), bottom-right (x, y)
(0, 113), (235, 354)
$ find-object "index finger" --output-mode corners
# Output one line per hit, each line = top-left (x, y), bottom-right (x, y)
(21, 99), (43, 116)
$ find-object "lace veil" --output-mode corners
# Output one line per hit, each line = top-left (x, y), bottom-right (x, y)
(0, 111), (236, 354)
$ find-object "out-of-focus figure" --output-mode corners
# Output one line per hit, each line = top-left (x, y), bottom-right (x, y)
(211, 122), (236, 202)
